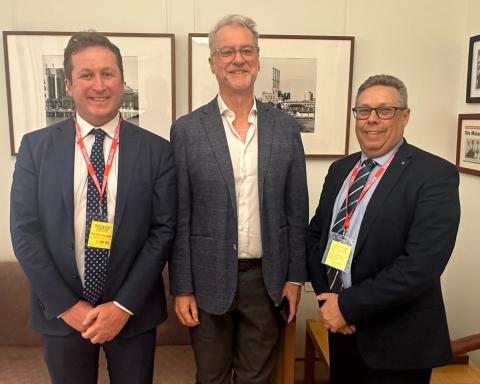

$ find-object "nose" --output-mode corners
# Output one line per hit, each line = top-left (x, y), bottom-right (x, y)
(367, 109), (379, 123)
(232, 49), (245, 64)
(92, 74), (106, 91)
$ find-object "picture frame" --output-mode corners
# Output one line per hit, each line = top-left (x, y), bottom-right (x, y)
(3, 31), (175, 155)
(456, 114), (480, 176)
(188, 33), (354, 158)
(466, 34), (480, 103)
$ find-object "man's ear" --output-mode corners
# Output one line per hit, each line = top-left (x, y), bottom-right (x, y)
(65, 78), (72, 96)
(208, 57), (214, 74)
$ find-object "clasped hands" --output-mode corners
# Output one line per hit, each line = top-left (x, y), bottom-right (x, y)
(317, 292), (356, 335)
(61, 300), (131, 344)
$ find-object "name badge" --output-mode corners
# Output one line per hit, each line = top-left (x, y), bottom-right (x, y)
(322, 233), (355, 272)
(87, 220), (113, 249)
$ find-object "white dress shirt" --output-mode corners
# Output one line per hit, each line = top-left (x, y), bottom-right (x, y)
(74, 113), (119, 283)
(218, 96), (262, 259)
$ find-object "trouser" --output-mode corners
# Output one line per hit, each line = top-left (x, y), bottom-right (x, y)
(43, 328), (156, 384)
(329, 332), (432, 384)
(191, 265), (282, 384)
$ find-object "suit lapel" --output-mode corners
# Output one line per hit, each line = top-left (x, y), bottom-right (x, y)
(354, 142), (413, 257)
(113, 121), (141, 241)
(52, 119), (76, 222)
(201, 98), (238, 218)
(256, 101), (274, 211)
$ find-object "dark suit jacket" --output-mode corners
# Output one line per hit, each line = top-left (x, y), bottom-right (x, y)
(307, 140), (460, 370)
(170, 98), (308, 315)
(10, 118), (176, 337)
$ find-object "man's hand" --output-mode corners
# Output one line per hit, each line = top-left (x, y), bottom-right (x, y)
(338, 325), (356, 335)
(317, 292), (348, 332)
(174, 295), (200, 327)
(81, 302), (131, 344)
(60, 300), (93, 332)
(282, 282), (302, 323)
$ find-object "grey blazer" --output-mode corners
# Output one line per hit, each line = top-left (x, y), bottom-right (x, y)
(170, 97), (308, 315)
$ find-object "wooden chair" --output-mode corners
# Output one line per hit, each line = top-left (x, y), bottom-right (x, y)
(431, 333), (480, 383)
(273, 320), (296, 384)
(304, 319), (480, 384)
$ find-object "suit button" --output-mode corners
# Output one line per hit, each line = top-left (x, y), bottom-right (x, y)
(72, 275), (78, 280)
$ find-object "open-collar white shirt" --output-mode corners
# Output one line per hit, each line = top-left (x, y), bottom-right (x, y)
(217, 95), (262, 259)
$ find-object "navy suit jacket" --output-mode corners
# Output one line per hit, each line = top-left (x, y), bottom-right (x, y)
(10, 118), (176, 337)
(307, 140), (460, 370)
(170, 98), (308, 315)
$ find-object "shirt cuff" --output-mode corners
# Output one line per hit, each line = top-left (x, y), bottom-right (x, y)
(287, 281), (304, 286)
(113, 301), (134, 316)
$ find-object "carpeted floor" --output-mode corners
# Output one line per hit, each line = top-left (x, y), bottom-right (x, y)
(0, 345), (196, 383)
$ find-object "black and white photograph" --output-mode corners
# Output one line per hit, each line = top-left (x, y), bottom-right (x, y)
(189, 33), (354, 157)
(466, 34), (480, 103)
(255, 58), (316, 133)
(3, 31), (174, 155)
(456, 114), (480, 176)
(464, 138), (480, 162)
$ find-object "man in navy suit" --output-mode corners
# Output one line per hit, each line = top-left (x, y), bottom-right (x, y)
(307, 74), (460, 384)
(170, 14), (308, 384)
(10, 31), (176, 384)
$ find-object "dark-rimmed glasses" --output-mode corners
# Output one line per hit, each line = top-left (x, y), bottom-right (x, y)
(352, 106), (406, 120)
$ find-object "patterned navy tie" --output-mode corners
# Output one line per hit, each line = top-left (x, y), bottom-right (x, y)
(327, 158), (377, 293)
(83, 129), (109, 305)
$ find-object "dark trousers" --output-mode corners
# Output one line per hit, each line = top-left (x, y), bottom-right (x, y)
(329, 332), (432, 384)
(42, 328), (156, 384)
(190, 266), (281, 384)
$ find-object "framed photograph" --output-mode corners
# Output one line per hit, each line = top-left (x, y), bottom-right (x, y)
(456, 114), (480, 176)
(3, 31), (175, 155)
(188, 33), (354, 158)
(466, 34), (480, 103)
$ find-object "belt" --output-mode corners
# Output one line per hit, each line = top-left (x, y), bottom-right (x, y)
(238, 258), (262, 272)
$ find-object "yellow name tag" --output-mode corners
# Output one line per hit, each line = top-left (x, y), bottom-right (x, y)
(87, 220), (113, 249)
(324, 240), (352, 272)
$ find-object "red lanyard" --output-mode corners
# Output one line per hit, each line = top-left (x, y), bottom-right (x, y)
(75, 116), (120, 208)
(343, 152), (396, 230)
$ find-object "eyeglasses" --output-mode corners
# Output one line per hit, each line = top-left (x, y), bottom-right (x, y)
(212, 45), (260, 60)
(352, 106), (407, 120)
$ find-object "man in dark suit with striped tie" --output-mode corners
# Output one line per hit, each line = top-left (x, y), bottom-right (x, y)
(307, 74), (460, 384)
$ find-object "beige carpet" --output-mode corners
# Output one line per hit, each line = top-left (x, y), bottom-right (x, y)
(0, 345), (196, 384)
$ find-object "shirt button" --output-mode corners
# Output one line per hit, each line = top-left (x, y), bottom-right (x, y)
(233, 244), (237, 251)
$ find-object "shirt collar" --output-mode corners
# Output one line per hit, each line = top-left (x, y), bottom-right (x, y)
(217, 95), (257, 123)
(75, 112), (120, 139)
(361, 138), (404, 166)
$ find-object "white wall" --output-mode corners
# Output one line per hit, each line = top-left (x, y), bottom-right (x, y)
(443, 0), (480, 365)
(1, 0), (478, 368)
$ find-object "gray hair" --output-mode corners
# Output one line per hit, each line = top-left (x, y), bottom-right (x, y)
(356, 74), (408, 107)
(208, 14), (259, 56)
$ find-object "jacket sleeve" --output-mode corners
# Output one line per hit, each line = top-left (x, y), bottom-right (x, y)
(168, 122), (194, 295)
(10, 135), (78, 319)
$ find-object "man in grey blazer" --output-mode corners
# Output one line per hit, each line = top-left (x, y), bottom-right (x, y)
(170, 14), (308, 384)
